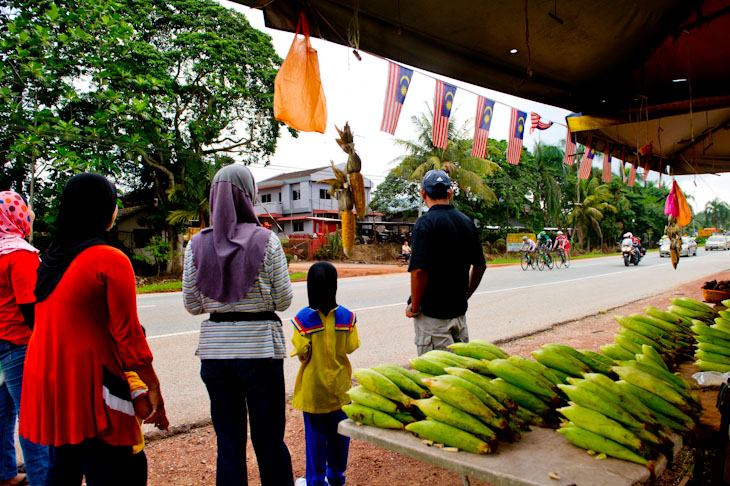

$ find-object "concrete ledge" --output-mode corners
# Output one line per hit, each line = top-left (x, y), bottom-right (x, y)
(339, 420), (680, 486)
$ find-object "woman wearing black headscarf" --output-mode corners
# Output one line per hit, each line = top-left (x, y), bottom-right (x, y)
(183, 164), (294, 486)
(19, 173), (168, 486)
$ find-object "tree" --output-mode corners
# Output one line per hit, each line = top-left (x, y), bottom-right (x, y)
(369, 172), (419, 215)
(390, 106), (501, 212)
(1, 0), (289, 268)
(568, 176), (617, 250)
(705, 198), (730, 229)
(526, 141), (567, 229)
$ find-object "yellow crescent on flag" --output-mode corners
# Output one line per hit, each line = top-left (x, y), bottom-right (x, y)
(399, 75), (410, 96)
(517, 116), (525, 133)
(483, 105), (492, 124)
(445, 91), (454, 110)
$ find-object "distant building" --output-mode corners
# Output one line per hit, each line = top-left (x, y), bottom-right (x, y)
(254, 164), (382, 235)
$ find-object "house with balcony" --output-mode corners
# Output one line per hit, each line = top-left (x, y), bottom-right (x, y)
(254, 164), (381, 236)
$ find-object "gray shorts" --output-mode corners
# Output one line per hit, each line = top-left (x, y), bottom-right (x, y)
(413, 314), (469, 356)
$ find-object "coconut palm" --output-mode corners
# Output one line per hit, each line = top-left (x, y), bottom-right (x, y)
(530, 141), (566, 227)
(568, 176), (617, 250)
(704, 198), (730, 230)
(390, 106), (501, 211)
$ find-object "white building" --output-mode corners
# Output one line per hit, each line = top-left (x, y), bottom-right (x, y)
(254, 164), (379, 235)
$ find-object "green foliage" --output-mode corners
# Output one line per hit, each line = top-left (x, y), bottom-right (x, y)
(314, 230), (343, 260)
(136, 281), (182, 293)
(370, 172), (419, 214)
(132, 235), (171, 276)
(1, 0), (289, 266)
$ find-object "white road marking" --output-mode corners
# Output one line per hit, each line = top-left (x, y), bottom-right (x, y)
(146, 265), (653, 340)
(138, 305), (156, 309)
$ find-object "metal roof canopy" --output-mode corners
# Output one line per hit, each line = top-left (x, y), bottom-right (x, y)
(235, 0), (730, 175)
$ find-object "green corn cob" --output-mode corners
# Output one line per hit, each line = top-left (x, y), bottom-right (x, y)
(696, 359), (730, 372)
(422, 377), (507, 431)
(491, 378), (551, 415)
(640, 345), (669, 371)
(581, 373), (657, 425)
(469, 339), (509, 358)
(558, 404), (646, 455)
(435, 374), (509, 417)
(601, 343), (636, 361)
(378, 364), (430, 390)
(611, 366), (688, 409)
(486, 359), (559, 402)
(614, 334), (642, 355)
(507, 356), (562, 386)
(697, 341), (730, 357)
(415, 397), (497, 443)
(343, 403), (405, 429)
(406, 420), (493, 454)
(346, 386), (403, 414)
(409, 357), (448, 375)
(372, 365), (430, 399)
(557, 426), (653, 469)
(443, 367), (517, 411)
(448, 342), (500, 361)
(532, 348), (589, 377)
(615, 380), (695, 430)
(557, 384), (644, 431)
(353, 369), (415, 409)
(671, 297), (714, 314)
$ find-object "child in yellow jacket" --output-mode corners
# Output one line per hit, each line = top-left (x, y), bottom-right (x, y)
(291, 262), (359, 486)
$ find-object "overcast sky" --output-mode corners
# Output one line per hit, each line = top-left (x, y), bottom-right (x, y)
(222, 1), (730, 215)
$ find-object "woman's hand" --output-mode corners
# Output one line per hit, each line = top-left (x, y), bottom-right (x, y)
(144, 385), (169, 430)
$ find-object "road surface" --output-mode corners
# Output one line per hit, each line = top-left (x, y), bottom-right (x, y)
(140, 249), (730, 429)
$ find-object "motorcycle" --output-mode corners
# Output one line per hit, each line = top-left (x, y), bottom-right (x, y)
(621, 237), (641, 266)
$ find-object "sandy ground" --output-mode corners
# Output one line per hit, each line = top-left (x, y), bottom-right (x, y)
(142, 267), (725, 486)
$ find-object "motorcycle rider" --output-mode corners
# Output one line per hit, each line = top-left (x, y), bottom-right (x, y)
(622, 232), (642, 261)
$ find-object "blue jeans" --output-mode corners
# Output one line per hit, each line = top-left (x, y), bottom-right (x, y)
(303, 410), (349, 486)
(0, 341), (49, 485)
(201, 358), (293, 486)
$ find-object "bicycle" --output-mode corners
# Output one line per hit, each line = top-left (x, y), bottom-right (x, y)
(554, 247), (570, 268)
(520, 251), (535, 271)
(537, 245), (553, 270)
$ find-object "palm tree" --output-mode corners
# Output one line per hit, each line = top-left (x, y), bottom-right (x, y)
(704, 198), (730, 230)
(166, 156), (230, 227)
(530, 141), (566, 228)
(390, 105), (501, 214)
(568, 177), (617, 250)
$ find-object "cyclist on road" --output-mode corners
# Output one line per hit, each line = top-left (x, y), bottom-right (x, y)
(537, 231), (552, 251)
(553, 230), (569, 263)
(519, 235), (537, 264)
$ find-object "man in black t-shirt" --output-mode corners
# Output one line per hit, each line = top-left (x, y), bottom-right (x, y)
(405, 169), (487, 356)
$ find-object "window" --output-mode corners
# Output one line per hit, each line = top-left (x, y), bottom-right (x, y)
(293, 221), (304, 232)
(292, 190), (301, 201)
(260, 193), (272, 203)
(319, 189), (331, 199)
(278, 192), (281, 202)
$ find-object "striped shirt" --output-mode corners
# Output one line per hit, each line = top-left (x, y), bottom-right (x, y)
(182, 233), (293, 359)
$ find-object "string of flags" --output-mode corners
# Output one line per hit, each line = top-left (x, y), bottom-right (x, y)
(379, 59), (645, 185)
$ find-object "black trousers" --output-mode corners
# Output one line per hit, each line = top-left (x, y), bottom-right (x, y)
(47, 438), (141, 486)
(201, 358), (293, 486)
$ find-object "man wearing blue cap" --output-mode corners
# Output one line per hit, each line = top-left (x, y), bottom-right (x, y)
(405, 169), (486, 355)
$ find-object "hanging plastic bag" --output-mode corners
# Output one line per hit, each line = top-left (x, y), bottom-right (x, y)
(664, 182), (678, 218)
(274, 13), (327, 133)
(674, 181), (692, 227)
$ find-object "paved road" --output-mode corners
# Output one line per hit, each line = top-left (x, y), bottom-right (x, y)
(141, 249), (730, 429)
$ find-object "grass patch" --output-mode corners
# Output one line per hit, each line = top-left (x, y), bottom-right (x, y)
(137, 281), (183, 294)
(137, 272), (308, 294)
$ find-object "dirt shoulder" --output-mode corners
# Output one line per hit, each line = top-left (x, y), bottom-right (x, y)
(144, 271), (725, 486)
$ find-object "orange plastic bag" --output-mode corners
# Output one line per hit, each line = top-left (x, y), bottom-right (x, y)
(674, 181), (692, 227)
(274, 14), (327, 133)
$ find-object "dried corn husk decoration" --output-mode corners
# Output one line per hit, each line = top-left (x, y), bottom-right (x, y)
(665, 215), (682, 269)
(318, 161), (355, 258)
(336, 123), (367, 220)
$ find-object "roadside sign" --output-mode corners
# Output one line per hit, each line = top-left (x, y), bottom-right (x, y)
(698, 228), (717, 237)
(507, 233), (536, 252)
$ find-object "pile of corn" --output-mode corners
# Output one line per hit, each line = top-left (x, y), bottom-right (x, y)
(344, 297), (715, 469)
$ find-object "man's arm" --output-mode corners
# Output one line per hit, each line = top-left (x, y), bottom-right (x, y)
(406, 268), (428, 317)
(465, 264), (486, 300)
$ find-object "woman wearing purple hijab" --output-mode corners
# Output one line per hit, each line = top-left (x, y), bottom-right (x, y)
(182, 164), (294, 486)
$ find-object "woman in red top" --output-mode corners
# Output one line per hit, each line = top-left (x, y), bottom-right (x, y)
(19, 174), (168, 486)
(0, 190), (49, 486)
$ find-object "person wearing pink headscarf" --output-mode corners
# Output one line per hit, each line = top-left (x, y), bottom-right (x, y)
(0, 190), (48, 486)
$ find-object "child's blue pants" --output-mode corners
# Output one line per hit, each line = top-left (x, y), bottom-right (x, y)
(303, 409), (350, 486)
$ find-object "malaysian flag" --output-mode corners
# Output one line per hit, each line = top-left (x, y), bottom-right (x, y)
(529, 112), (553, 134)
(642, 160), (650, 181)
(432, 81), (456, 149)
(602, 144), (611, 183)
(380, 62), (413, 135)
(472, 96), (495, 158)
(628, 163), (637, 187)
(578, 136), (594, 179)
(506, 108), (527, 165)
(564, 127), (576, 165)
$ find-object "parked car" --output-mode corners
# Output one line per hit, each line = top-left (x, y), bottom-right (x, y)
(660, 236), (698, 257)
(705, 234), (730, 251)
